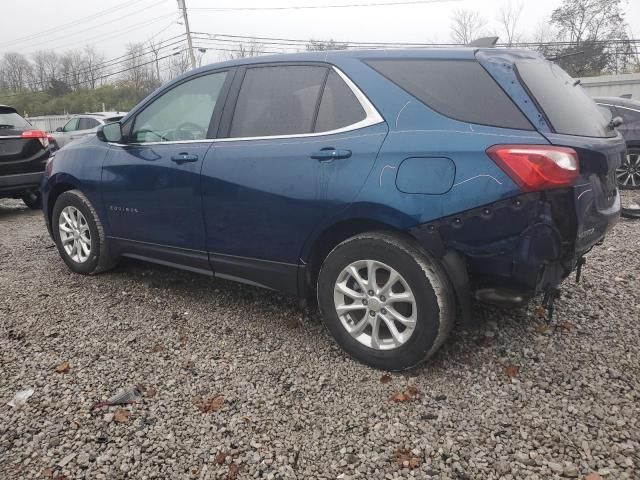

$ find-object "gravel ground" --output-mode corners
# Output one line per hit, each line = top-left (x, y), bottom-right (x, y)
(0, 198), (639, 480)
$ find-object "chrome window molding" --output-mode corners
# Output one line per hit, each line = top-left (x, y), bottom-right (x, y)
(112, 66), (384, 147)
(597, 102), (640, 115)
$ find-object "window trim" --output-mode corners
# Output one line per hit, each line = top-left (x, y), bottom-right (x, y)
(218, 65), (383, 142)
(597, 102), (640, 115)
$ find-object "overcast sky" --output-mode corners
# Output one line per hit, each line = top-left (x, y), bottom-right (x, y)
(1, 0), (639, 64)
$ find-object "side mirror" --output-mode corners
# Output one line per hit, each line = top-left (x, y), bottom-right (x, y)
(55, 127), (63, 132)
(97, 122), (123, 143)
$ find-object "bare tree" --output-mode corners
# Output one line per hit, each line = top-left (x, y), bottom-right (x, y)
(83, 46), (105, 89)
(550, 0), (631, 75)
(167, 50), (191, 79)
(147, 37), (164, 85)
(225, 41), (264, 60)
(120, 43), (153, 94)
(497, 1), (524, 46)
(450, 9), (487, 45)
(32, 50), (50, 90)
(306, 39), (348, 51)
(1, 53), (33, 92)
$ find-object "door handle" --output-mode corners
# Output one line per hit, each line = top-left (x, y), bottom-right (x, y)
(310, 148), (352, 161)
(171, 153), (199, 164)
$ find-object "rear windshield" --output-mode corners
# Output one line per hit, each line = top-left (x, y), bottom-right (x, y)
(0, 108), (30, 129)
(365, 59), (533, 130)
(516, 61), (614, 138)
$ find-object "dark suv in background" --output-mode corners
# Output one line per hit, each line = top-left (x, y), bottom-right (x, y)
(0, 105), (51, 209)
(595, 96), (640, 189)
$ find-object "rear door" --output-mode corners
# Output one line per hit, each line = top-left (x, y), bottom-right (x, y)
(201, 64), (387, 292)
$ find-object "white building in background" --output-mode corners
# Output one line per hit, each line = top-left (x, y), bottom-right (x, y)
(579, 72), (640, 99)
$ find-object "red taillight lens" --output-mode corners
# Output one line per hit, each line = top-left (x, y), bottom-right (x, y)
(487, 145), (579, 191)
(21, 129), (49, 148)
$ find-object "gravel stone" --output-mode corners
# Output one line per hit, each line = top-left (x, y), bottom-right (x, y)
(1, 199), (639, 479)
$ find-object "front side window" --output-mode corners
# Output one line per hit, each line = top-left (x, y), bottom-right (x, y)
(63, 118), (79, 132)
(229, 66), (327, 138)
(132, 71), (227, 143)
(315, 71), (366, 133)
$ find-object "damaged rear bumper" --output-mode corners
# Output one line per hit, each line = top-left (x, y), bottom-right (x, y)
(409, 188), (619, 301)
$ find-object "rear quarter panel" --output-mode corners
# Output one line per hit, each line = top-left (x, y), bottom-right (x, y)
(310, 55), (550, 237)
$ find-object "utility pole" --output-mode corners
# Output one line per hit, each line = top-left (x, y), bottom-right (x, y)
(177, 0), (196, 70)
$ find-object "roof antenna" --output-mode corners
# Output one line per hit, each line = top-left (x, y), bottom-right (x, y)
(467, 36), (499, 48)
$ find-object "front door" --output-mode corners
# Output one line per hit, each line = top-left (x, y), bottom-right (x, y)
(101, 71), (230, 253)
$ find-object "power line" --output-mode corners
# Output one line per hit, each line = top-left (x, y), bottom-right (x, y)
(0, 0), (150, 48)
(188, 0), (461, 11)
(23, 36), (187, 91)
(22, 13), (179, 55)
(13, 0), (171, 53)
(0, 49), (190, 100)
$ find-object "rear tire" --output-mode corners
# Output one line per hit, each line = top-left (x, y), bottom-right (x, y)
(52, 190), (117, 275)
(317, 232), (455, 371)
(21, 191), (42, 210)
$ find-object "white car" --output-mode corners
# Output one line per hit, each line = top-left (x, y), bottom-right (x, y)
(52, 112), (126, 148)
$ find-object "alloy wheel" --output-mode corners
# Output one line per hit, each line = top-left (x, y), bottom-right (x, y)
(616, 149), (640, 190)
(58, 206), (92, 263)
(333, 260), (417, 350)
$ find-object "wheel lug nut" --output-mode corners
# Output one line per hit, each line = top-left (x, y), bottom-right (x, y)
(369, 311), (376, 317)
(362, 299), (368, 305)
(381, 308), (387, 314)
(380, 295), (386, 302)
(368, 290), (374, 296)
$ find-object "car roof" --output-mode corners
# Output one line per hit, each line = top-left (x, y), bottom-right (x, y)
(594, 97), (640, 110)
(188, 46), (540, 72)
(71, 112), (126, 119)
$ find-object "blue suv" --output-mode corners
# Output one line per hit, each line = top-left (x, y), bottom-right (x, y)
(42, 48), (622, 370)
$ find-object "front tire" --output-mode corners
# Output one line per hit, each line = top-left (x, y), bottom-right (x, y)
(52, 190), (116, 275)
(317, 232), (455, 371)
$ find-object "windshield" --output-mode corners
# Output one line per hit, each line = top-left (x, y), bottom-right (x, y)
(0, 108), (31, 129)
(516, 60), (615, 138)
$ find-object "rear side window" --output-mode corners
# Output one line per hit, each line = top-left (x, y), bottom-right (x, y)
(517, 61), (614, 138)
(315, 71), (366, 133)
(365, 59), (533, 130)
(0, 107), (30, 128)
(230, 66), (327, 137)
(78, 118), (100, 130)
(617, 106), (640, 128)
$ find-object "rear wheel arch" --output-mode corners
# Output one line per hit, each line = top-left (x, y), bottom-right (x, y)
(303, 219), (399, 301)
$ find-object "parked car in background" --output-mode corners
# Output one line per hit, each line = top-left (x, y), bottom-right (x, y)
(595, 96), (640, 189)
(595, 96), (640, 218)
(0, 104), (51, 208)
(51, 112), (126, 149)
(42, 49), (622, 370)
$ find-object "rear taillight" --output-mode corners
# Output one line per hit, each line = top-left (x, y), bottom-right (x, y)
(487, 145), (579, 191)
(21, 129), (49, 148)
